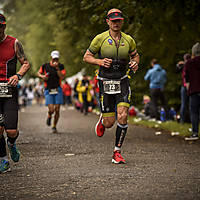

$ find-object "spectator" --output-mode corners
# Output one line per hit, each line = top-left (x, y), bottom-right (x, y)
(168, 107), (176, 121)
(144, 59), (168, 120)
(176, 53), (191, 123)
(35, 81), (44, 106)
(142, 95), (154, 118)
(93, 69), (100, 109)
(26, 85), (34, 106)
(73, 78), (79, 101)
(76, 74), (93, 115)
(62, 79), (72, 106)
(21, 85), (28, 108)
(184, 42), (200, 141)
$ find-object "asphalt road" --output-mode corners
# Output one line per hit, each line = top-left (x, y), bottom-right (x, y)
(1, 104), (200, 200)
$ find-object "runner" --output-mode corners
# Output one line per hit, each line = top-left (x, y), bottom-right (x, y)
(37, 50), (66, 133)
(83, 8), (139, 164)
(0, 14), (30, 173)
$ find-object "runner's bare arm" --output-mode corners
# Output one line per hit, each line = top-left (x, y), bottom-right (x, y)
(129, 49), (140, 72)
(8, 40), (30, 86)
(37, 71), (48, 81)
(15, 39), (30, 76)
(83, 50), (112, 68)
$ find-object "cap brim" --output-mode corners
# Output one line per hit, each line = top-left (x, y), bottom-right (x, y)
(109, 17), (124, 21)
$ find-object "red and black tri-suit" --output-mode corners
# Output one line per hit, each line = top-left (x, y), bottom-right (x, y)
(0, 35), (19, 129)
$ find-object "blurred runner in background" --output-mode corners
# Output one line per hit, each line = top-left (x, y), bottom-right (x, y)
(37, 50), (66, 133)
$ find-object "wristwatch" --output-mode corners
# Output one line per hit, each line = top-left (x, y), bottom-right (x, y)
(16, 73), (22, 80)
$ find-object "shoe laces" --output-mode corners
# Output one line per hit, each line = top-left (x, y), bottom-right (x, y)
(1, 159), (8, 165)
(114, 151), (121, 157)
(10, 143), (17, 153)
(99, 121), (104, 129)
(99, 125), (104, 131)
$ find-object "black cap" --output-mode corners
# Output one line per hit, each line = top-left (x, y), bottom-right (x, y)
(0, 14), (6, 24)
(107, 12), (124, 21)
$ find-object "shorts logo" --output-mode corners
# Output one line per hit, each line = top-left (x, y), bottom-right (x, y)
(108, 39), (113, 45)
(121, 42), (125, 46)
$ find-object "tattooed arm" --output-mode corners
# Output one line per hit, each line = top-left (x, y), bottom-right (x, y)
(8, 39), (30, 87)
(15, 39), (30, 76)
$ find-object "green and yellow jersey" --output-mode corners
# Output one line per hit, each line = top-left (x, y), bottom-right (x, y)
(88, 30), (136, 79)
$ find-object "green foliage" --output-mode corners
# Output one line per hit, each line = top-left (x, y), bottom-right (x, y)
(2, 0), (200, 108)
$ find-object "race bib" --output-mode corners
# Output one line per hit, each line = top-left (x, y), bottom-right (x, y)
(0, 83), (12, 98)
(103, 80), (121, 94)
(49, 88), (58, 95)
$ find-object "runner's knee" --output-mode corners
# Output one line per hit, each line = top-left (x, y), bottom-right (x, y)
(103, 116), (115, 128)
(55, 111), (60, 117)
(118, 113), (128, 124)
(0, 126), (4, 134)
(117, 111), (128, 124)
(5, 129), (18, 137)
(49, 108), (54, 114)
(55, 106), (60, 113)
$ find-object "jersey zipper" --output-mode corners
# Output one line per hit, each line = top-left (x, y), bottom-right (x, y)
(114, 36), (121, 60)
(109, 31), (121, 60)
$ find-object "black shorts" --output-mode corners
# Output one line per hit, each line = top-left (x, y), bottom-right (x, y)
(98, 78), (131, 117)
(0, 89), (19, 129)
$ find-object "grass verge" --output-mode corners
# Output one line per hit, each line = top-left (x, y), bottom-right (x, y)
(93, 108), (198, 138)
(128, 116), (193, 137)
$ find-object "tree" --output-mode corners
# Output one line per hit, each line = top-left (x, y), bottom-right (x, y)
(2, 0), (200, 108)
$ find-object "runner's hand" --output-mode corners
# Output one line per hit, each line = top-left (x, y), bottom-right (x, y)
(178, 61), (184, 65)
(8, 75), (19, 87)
(52, 61), (59, 69)
(99, 58), (112, 68)
(40, 74), (48, 81)
(129, 60), (138, 72)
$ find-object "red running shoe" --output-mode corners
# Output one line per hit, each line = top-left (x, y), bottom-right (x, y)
(95, 115), (105, 137)
(112, 151), (126, 164)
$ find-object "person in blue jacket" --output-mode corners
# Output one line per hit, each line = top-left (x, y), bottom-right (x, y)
(144, 59), (168, 120)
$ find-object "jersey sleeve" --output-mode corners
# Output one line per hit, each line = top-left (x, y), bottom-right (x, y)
(38, 66), (43, 74)
(59, 64), (66, 76)
(39, 64), (46, 74)
(88, 34), (102, 55)
(128, 35), (136, 54)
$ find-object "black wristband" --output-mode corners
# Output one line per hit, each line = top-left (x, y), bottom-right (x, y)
(16, 73), (22, 80)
